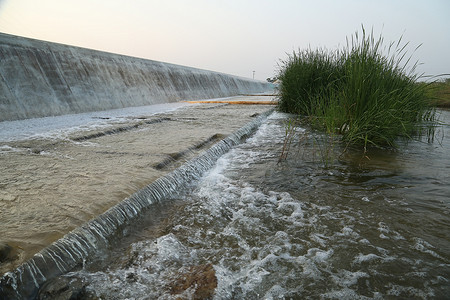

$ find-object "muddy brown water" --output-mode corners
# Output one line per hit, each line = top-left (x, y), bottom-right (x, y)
(0, 101), (273, 275)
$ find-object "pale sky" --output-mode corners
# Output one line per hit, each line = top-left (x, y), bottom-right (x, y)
(0, 0), (449, 81)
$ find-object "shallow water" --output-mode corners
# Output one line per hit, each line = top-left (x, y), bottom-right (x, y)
(62, 111), (449, 299)
(0, 102), (190, 142)
(0, 101), (272, 278)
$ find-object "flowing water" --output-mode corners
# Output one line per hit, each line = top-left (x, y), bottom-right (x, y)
(45, 110), (450, 299)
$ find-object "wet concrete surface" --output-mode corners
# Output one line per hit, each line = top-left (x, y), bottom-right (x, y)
(0, 32), (273, 121)
(0, 96), (275, 275)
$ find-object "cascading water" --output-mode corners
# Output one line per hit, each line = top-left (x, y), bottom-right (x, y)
(0, 110), (273, 299)
(2, 110), (449, 299)
(45, 111), (449, 299)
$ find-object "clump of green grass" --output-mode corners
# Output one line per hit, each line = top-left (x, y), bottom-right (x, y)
(277, 48), (342, 115)
(277, 27), (436, 149)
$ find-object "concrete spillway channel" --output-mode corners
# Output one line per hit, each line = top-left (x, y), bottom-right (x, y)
(0, 32), (274, 122)
(0, 109), (273, 298)
(0, 31), (276, 299)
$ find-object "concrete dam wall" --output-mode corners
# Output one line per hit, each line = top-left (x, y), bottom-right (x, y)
(0, 33), (274, 121)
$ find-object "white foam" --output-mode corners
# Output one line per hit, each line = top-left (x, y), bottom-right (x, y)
(354, 253), (382, 264)
(412, 237), (444, 260)
(386, 283), (434, 299)
(263, 285), (288, 300)
(0, 145), (25, 154)
(333, 270), (369, 287)
(79, 233), (199, 299)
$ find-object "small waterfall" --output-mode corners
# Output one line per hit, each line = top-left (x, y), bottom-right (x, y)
(0, 110), (273, 299)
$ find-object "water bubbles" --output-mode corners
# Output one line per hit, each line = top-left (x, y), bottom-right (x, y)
(412, 237), (444, 260)
(353, 253), (382, 264)
(58, 112), (450, 299)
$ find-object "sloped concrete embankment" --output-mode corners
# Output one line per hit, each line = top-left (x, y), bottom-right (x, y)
(0, 32), (274, 121)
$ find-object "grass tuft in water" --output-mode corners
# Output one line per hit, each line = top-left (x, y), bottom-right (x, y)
(277, 27), (436, 149)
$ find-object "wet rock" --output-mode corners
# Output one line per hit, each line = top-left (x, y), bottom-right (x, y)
(38, 276), (96, 300)
(169, 263), (218, 299)
(0, 242), (12, 263)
